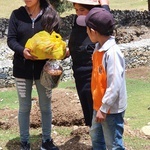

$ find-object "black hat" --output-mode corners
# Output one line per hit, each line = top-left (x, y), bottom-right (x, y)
(85, 7), (115, 36)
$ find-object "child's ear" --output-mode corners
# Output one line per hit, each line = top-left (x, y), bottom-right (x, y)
(87, 27), (95, 33)
(91, 28), (96, 33)
(90, 28), (97, 36)
(86, 26), (96, 35)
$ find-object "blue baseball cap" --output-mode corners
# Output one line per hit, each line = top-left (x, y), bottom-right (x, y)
(85, 7), (115, 36)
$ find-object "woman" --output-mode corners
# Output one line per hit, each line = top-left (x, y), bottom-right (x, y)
(7, 0), (59, 150)
(67, 0), (110, 127)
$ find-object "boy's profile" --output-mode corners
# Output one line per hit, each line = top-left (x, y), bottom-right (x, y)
(85, 8), (127, 150)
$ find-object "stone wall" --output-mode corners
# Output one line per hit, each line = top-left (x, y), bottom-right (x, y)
(0, 10), (150, 88)
(120, 39), (150, 68)
(1, 10), (150, 40)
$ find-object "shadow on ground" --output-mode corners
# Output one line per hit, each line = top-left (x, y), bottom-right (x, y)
(6, 135), (92, 150)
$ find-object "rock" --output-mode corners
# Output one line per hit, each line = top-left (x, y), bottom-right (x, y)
(141, 125), (150, 137)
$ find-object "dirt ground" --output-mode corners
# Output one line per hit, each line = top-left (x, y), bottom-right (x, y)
(0, 25), (150, 150)
(115, 26), (150, 44)
(0, 66), (150, 150)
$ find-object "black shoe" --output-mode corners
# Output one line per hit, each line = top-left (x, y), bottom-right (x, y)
(20, 141), (31, 150)
(40, 139), (59, 150)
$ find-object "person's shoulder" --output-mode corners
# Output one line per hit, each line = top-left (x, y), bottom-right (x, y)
(11, 6), (28, 20)
(13, 6), (25, 14)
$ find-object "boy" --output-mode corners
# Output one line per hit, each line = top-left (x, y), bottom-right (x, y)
(85, 8), (127, 150)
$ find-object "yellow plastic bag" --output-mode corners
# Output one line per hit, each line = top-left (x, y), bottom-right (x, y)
(25, 31), (66, 60)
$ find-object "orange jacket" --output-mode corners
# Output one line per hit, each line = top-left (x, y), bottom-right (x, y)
(91, 37), (127, 114)
(91, 51), (107, 111)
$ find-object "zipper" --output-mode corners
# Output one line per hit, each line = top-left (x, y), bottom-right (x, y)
(32, 19), (35, 29)
(31, 10), (43, 29)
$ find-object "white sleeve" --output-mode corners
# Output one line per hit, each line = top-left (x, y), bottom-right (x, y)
(100, 45), (125, 113)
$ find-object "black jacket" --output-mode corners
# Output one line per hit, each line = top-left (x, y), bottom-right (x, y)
(7, 6), (47, 79)
(68, 5), (110, 80)
(68, 15), (94, 80)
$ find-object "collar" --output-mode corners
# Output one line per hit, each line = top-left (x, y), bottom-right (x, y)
(95, 36), (116, 52)
(31, 10), (43, 21)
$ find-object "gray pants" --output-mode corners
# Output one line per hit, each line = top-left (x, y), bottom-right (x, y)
(15, 78), (52, 143)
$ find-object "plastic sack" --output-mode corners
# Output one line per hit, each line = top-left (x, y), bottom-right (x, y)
(25, 31), (66, 60)
(40, 60), (63, 89)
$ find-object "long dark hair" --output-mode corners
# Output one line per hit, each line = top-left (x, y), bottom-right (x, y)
(73, 3), (101, 11)
(80, 4), (101, 10)
(40, 0), (50, 9)
(41, 5), (60, 33)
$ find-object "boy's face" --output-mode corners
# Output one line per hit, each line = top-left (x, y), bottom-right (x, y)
(86, 27), (97, 43)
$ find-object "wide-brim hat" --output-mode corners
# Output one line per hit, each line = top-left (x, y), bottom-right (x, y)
(67, 0), (100, 5)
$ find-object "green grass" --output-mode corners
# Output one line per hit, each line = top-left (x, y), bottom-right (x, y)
(0, 129), (19, 141)
(0, 0), (148, 18)
(0, 87), (38, 109)
(109, 0), (148, 11)
(58, 79), (75, 89)
(124, 135), (150, 149)
(0, 80), (75, 110)
(0, 88), (18, 109)
(0, 77), (150, 149)
(0, 78), (150, 130)
(54, 126), (72, 136)
(125, 79), (150, 129)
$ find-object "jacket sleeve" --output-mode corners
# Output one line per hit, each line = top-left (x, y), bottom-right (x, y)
(101, 5), (110, 12)
(7, 11), (24, 56)
(100, 46), (125, 113)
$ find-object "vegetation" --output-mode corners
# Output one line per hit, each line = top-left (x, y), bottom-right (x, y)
(49, 0), (73, 13)
(0, 0), (149, 149)
(0, 0), (148, 18)
(1, 77), (150, 129)
(125, 79), (150, 129)
(0, 76), (150, 149)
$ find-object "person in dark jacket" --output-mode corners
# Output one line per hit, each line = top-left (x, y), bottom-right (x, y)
(67, 0), (110, 127)
(7, 0), (59, 150)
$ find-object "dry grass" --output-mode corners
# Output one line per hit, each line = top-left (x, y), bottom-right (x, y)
(0, 0), (24, 18)
(0, 0), (148, 18)
(109, 0), (148, 11)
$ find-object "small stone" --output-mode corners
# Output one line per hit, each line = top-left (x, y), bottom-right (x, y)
(141, 126), (150, 136)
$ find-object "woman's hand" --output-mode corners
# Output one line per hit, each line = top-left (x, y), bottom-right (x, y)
(65, 47), (70, 57)
(63, 47), (70, 59)
(23, 48), (37, 60)
(99, 0), (109, 5)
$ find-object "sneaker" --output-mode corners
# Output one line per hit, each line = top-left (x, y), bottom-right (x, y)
(20, 141), (31, 150)
(40, 139), (59, 150)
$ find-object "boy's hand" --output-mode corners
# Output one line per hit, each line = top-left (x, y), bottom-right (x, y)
(96, 110), (106, 123)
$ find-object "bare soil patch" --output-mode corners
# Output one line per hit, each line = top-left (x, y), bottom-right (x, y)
(0, 66), (150, 150)
(126, 66), (150, 81)
(1, 24), (150, 149)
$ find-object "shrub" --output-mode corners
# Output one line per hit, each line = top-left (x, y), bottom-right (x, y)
(50, 0), (73, 14)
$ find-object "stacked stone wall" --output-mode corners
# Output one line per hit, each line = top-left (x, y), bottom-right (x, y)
(0, 10), (150, 88)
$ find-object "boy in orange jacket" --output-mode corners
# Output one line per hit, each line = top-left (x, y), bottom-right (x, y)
(85, 8), (127, 150)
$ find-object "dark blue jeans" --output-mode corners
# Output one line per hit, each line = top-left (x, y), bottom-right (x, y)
(90, 110), (125, 150)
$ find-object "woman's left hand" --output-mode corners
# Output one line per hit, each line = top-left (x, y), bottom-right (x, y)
(23, 48), (38, 60)
(99, 0), (109, 5)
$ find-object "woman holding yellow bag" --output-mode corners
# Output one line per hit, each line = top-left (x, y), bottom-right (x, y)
(7, 0), (61, 150)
